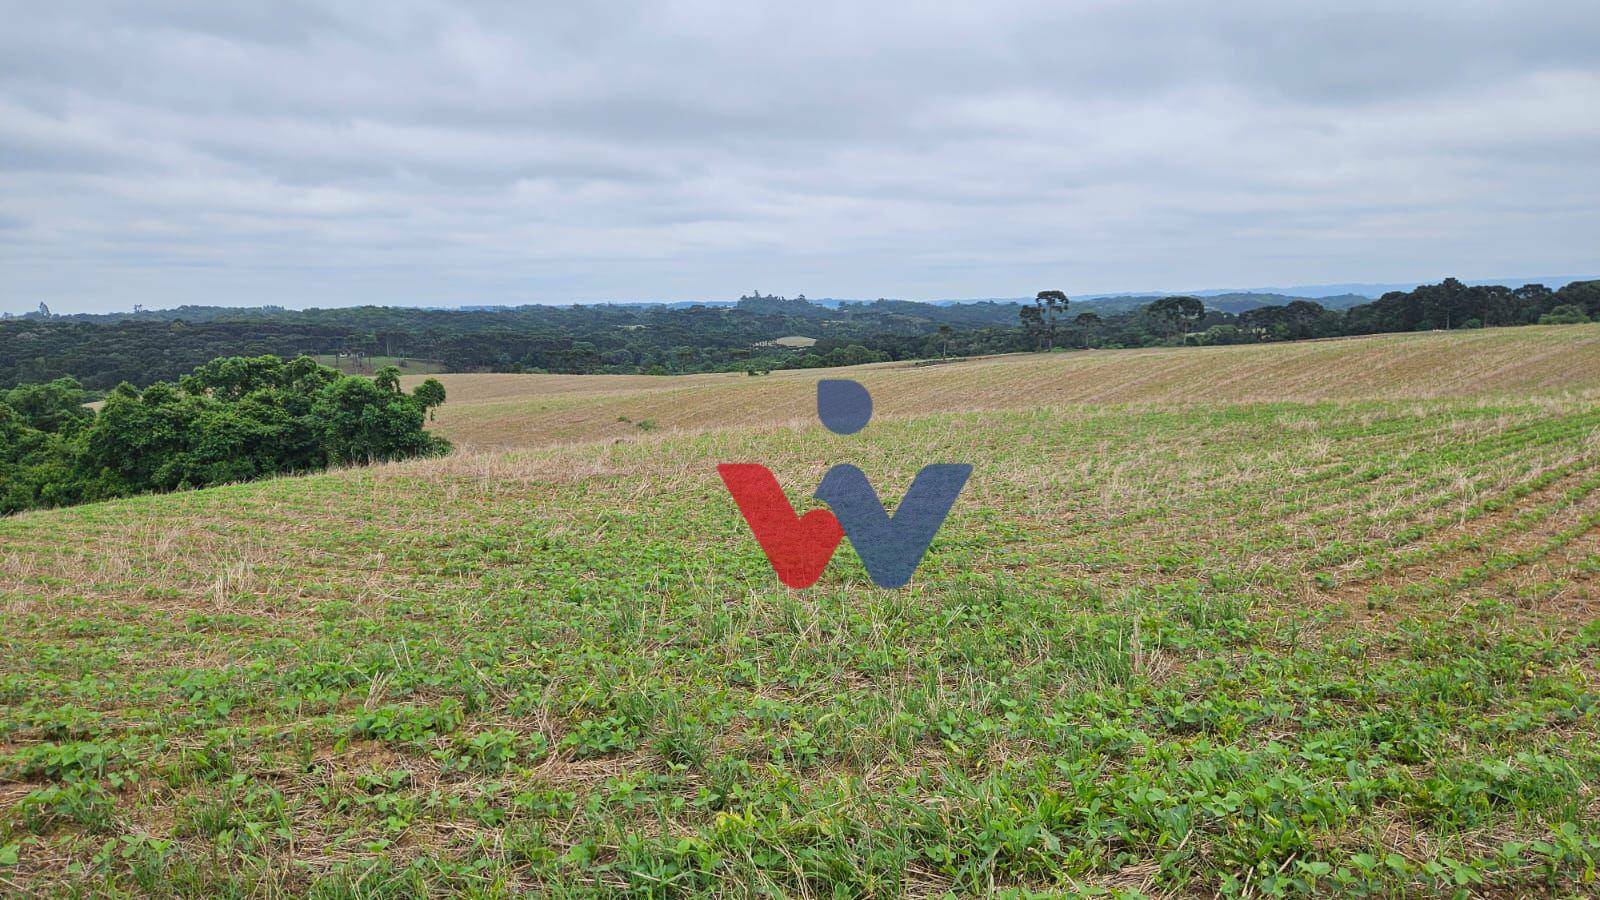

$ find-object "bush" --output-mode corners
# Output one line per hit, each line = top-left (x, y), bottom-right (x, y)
(1538, 304), (1589, 325)
(0, 356), (450, 515)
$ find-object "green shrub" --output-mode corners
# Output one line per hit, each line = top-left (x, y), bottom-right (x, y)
(1539, 304), (1589, 325)
(0, 355), (449, 514)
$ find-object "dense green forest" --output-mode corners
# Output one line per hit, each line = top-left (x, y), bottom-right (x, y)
(3, 279), (1597, 391)
(0, 296), (1023, 390)
(1014, 278), (1600, 351)
(0, 356), (448, 515)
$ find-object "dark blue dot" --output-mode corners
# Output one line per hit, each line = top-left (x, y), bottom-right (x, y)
(818, 379), (872, 435)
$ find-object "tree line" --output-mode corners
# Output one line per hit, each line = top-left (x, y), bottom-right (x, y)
(3, 279), (1597, 392)
(0, 296), (1022, 390)
(0, 356), (449, 515)
(1017, 278), (1599, 351)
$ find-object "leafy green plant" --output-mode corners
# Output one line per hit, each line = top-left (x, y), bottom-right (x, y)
(352, 701), (465, 744)
(16, 781), (115, 834)
(561, 715), (639, 758)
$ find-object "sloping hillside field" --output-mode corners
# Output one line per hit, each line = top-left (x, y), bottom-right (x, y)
(411, 325), (1600, 451)
(4, 327), (1600, 895)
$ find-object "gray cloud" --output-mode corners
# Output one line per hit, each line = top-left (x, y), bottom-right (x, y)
(2, 0), (1597, 313)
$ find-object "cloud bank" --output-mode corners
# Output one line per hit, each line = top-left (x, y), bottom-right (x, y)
(2, 0), (1597, 312)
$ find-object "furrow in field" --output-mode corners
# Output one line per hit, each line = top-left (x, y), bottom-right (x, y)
(1322, 461), (1600, 581)
(1215, 412), (1580, 543)
(1487, 545), (1600, 620)
(1056, 410), (1473, 543)
(1272, 443), (1597, 568)
(1298, 413), (1600, 565)
(1315, 463), (1600, 616)
(1112, 410), (1595, 563)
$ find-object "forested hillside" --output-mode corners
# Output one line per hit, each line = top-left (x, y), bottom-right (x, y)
(3, 279), (1596, 390)
(0, 296), (1023, 389)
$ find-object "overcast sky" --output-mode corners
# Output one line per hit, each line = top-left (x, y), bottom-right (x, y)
(2, 1), (1597, 314)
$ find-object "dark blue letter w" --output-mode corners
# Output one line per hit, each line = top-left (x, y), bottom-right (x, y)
(814, 463), (971, 588)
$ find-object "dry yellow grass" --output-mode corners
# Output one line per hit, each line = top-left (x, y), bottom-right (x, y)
(404, 324), (1600, 451)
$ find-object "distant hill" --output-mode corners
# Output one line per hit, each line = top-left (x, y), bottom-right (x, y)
(1196, 292), (1372, 314)
(1063, 292), (1370, 316)
(809, 292), (1377, 315)
(1181, 276), (1597, 299)
(849, 276), (1598, 311)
